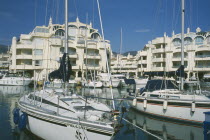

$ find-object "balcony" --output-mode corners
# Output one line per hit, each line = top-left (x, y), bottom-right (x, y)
(84, 54), (101, 59)
(50, 38), (62, 46)
(172, 57), (187, 61)
(186, 45), (195, 51)
(152, 67), (165, 71)
(16, 65), (33, 69)
(83, 64), (100, 70)
(124, 65), (137, 69)
(20, 34), (32, 40)
(69, 53), (78, 59)
(138, 60), (147, 64)
(16, 44), (33, 49)
(194, 65), (210, 71)
(196, 45), (210, 51)
(152, 38), (164, 44)
(16, 55), (32, 59)
(152, 48), (165, 53)
(195, 55), (210, 60)
(152, 58), (165, 62)
(72, 65), (79, 69)
(138, 51), (147, 56)
(87, 44), (98, 49)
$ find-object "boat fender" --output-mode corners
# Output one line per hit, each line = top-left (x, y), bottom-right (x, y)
(13, 108), (20, 124)
(143, 99), (147, 109)
(163, 100), (167, 110)
(191, 102), (196, 112)
(18, 112), (28, 130)
(133, 98), (137, 106)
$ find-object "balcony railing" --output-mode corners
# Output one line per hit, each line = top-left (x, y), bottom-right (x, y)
(85, 64), (99, 67)
(195, 65), (210, 68)
(195, 55), (210, 58)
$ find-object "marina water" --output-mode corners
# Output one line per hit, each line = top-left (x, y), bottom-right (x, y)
(1, 84), (209, 140)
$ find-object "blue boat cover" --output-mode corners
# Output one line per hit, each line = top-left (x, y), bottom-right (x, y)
(142, 79), (178, 92)
(124, 79), (136, 85)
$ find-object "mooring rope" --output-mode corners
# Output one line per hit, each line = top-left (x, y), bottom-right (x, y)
(122, 118), (163, 140)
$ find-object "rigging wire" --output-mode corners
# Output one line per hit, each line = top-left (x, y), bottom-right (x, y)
(122, 118), (163, 140)
(171, 0), (176, 31)
(73, 0), (78, 18)
(56, 0), (60, 24)
(34, 0), (37, 26)
(96, 0), (115, 110)
(45, 0), (49, 26)
(92, 0), (95, 28)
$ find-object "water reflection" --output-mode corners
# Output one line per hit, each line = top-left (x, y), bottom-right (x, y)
(125, 108), (203, 140)
(0, 86), (206, 140)
(0, 86), (34, 140)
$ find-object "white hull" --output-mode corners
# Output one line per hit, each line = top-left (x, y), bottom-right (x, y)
(128, 96), (210, 124)
(0, 78), (32, 86)
(102, 80), (120, 88)
(134, 78), (148, 86)
(82, 81), (103, 88)
(27, 115), (111, 140)
(127, 108), (203, 140)
(69, 80), (77, 87)
(18, 89), (116, 140)
(0, 85), (30, 94)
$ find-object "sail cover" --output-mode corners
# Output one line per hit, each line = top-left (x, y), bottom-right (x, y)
(141, 79), (178, 93)
(48, 53), (72, 82)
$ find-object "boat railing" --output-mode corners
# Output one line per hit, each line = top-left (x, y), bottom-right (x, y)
(143, 96), (210, 103)
(19, 101), (111, 127)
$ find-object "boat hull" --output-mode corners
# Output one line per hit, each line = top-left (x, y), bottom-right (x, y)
(102, 80), (120, 88)
(18, 101), (114, 140)
(128, 96), (209, 125)
(0, 78), (32, 86)
(27, 115), (112, 140)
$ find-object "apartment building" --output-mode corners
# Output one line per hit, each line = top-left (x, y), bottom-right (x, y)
(111, 27), (210, 79)
(10, 17), (111, 81)
(111, 53), (138, 78)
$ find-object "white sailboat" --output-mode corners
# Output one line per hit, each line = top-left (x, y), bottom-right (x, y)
(127, 0), (210, 125)
(0, 73), (32, 86)
(16, 0), (120, 139)
(97, 73), (121, 88)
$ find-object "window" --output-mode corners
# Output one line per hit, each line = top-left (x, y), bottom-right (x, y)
(172, 38), (181, 46)
(68, 25), (77, 37)
(34, 49), (43, 55)
(184, 37), (192, 45)
(91, 33), (100, 40)
(53, 26), (62, 31)
(195, 36), (204, 45)
(79, 26), (88, 37)
(55, 29), (65, 36)
(34, 28), (49, 33)
(35, 60), (42, 66)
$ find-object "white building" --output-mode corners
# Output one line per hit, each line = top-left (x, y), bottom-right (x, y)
(0, 53), (10, 70)
(111, 27), (210, 79)
(10, 18), (111, 81)
(111, 53), (138, 78)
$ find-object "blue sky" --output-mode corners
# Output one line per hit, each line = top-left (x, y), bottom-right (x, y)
(0, 0), (210, 53)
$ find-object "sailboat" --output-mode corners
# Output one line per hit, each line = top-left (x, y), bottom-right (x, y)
(0, 73), (32, 86)
(127, 0), (210, 125)
(16, 0), (120, 139)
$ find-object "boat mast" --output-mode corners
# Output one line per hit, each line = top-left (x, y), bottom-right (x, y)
(64, 0), (68, 89)
(96, 0), (115, 110)
(120, 28), (122, 73)
(181, 0), (185, 90)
